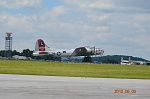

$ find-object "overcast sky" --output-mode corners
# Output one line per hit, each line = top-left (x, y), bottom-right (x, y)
(0, 0), (150, 60)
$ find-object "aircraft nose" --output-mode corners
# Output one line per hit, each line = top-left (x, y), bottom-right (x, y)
(96, 49), (104, 55)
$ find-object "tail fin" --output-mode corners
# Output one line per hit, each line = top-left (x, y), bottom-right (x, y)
(35, 39), (46, 51)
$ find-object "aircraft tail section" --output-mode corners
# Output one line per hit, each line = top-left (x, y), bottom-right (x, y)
(35, 39), (46, 51)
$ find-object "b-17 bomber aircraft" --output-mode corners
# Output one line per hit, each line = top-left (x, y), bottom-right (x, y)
(33, 39), (104, 57)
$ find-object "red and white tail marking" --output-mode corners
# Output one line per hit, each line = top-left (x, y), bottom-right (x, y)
(38, 39), (45, 51)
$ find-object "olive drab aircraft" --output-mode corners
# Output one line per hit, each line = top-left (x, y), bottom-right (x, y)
(33, 39), (104, 57)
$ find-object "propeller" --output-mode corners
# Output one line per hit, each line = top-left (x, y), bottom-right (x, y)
(101, 49), (104, 55)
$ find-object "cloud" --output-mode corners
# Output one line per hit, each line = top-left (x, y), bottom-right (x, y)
(0, 0), (42, 9)
(0, 13), (37, 33)
(62, 0), (150, 13)
(88, 14), (111, 22)
(51, 6), (68, 17)
(62, 0), (114, 11)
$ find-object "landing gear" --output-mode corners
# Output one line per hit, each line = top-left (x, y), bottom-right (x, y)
(83, 56), (92, 62)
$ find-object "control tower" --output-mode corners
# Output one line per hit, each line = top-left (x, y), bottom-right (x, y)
(5, 32), (12, 58)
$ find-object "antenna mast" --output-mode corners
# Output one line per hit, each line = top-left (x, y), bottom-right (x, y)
(5, 32), (12, 58)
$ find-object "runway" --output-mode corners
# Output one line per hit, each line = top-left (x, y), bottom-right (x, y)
(0, 74), (149, 99)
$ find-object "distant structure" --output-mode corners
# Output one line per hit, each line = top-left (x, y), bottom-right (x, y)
(121, 57), (150, 65)
(5, 32), (12, 58)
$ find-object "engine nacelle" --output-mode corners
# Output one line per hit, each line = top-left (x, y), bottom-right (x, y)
(85, 46), (104, 55)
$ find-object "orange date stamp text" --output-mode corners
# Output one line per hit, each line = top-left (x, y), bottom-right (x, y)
(114, 89), (136, 94)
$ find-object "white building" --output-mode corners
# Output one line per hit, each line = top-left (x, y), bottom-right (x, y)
(121, 57), (146, 65)
(12, 55), (27, 60)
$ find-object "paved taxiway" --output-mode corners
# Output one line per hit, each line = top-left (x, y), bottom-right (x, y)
(0, 74), (149, 99)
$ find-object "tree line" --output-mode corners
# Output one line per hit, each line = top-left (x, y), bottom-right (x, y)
(0, 49), (33, 58)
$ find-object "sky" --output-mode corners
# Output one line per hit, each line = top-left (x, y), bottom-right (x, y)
(0, 0), (150, 60)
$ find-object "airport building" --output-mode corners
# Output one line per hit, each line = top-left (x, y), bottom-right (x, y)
(121, 57), (150, 65)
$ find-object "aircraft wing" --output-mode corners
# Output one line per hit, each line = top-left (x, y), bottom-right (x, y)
(71, 46), (104, 56)
(71, 47), (88, 56)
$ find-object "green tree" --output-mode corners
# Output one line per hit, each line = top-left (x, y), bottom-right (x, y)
(21, 49), (33, 57)
(102, 58), (118, 64)
(12, 50), (20, 56)
(0, 50), (5, 57)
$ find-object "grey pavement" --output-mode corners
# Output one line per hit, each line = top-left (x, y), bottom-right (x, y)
(0, 74), (150, 99)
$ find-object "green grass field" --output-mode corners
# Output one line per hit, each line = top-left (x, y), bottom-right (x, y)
(0, 60), (150, 79)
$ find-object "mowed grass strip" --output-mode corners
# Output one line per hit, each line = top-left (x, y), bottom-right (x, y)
(0, 60), (150, 79)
